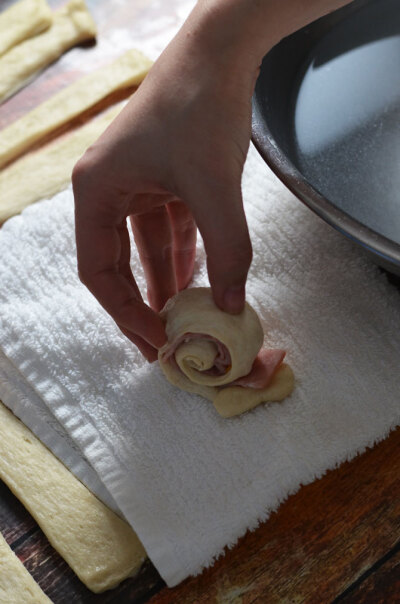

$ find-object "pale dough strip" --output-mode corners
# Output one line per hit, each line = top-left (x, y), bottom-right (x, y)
(0, 103), (122, 224)
(0, 0), (97, 103)
(0, 402), (146, 593)
(0, 0), (52, 57)
(0, 49), (152, 168)
(0, 49), (152, 169)
(0, 531), (52, 604)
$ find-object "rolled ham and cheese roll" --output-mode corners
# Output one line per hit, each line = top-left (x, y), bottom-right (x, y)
(158, 288), (294, 418)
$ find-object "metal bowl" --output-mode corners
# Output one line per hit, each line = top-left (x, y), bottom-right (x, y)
(252, 0), (400, 275)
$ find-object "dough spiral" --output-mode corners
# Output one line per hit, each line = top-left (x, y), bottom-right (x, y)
(158, 288), (294, 417)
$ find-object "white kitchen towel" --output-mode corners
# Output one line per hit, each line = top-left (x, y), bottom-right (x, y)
(0, 145), (399, 586)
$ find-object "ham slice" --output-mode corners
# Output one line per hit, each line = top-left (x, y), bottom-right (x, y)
(232, 348), (286, 389)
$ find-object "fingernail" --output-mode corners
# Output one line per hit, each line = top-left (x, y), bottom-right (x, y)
(223, 285), (245, 314)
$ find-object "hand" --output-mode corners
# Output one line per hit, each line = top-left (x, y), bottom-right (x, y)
(72, 8), (259, 361)
(73, 0), (353, 362)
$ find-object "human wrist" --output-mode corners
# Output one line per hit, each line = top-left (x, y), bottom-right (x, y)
(189, 0), (353, 66)
(183, 0), (279, 72)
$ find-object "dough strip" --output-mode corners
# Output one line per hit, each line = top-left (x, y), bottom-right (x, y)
(0, 0), (52, 57)
(0, 0), (97, 103)
(0, 103), (123, 224)
(0, 402), (146, 593)
(0, 49), (152, 169)
(0, 531), (52, 603)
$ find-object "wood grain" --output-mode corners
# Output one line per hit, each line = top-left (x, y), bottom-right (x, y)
(150, 427), (400, 604)
(334, 545), (400, 604)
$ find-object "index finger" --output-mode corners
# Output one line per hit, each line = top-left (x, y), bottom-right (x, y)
(187, 178), (252, 314)
(74, 207), (166, 351)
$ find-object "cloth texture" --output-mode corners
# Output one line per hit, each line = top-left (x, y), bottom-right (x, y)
(0, 145), (399, 586)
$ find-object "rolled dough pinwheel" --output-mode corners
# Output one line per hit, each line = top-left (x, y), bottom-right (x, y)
(158, 288), (294, 417)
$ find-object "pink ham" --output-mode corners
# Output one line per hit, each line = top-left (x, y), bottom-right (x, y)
(162, 332), (285, 389)
(231, 348), (286, 389)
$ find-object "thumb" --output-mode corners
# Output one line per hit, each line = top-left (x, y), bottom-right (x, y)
(192, 177), (252, 314)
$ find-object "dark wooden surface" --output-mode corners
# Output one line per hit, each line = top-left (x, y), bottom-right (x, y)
(0, 0), (399, 602)
(1, 427), (399, 602)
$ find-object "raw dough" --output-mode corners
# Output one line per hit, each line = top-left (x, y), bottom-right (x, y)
(0, 103), (123, 224)
(0, 49), (152, 168)
(0, 402), (146, 593)
(214, 364), (294, 418)
(0, 0), (97, 103)
(159, 288), (294, 417)
(0, 0), (52, 57)
(0, 531), (52, 603)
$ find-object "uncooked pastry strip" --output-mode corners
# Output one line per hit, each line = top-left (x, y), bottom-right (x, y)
(0, 103), (123, 224)
(0, 0), (52, 57)
(0, 0), (97, 102)
(0, 49), (152, 168)
(159, 288), (294, 417)
(0, 531), (52, 603)
(0, 531), (51, 603)
(0, 402), (146, 593)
